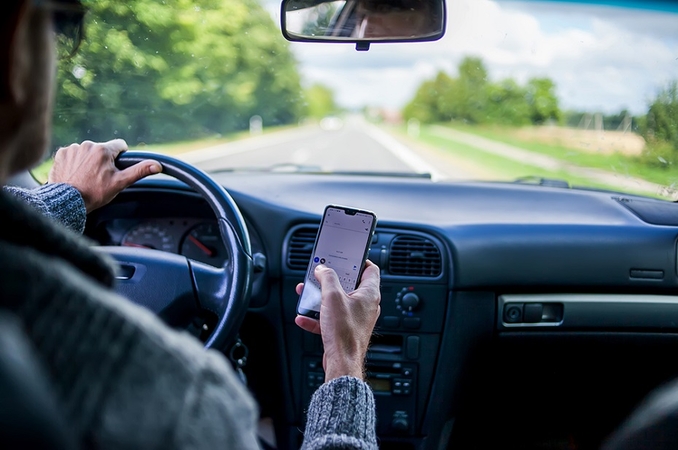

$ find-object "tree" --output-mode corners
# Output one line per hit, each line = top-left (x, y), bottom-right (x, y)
(438, 57), (489, 123)
(526, 78), (560, 124)
(52, 0), (304, 148)
(485, 79), (531, 126)
(402, 57), (561, 127)
(304, 84), (337, 119)
(644, 81), (678, 146)
(639, 81), (678, 168)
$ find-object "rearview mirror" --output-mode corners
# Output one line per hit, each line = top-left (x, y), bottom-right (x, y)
(281, 0), (446, 51)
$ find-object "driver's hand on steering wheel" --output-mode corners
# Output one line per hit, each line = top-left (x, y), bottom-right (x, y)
(295, 260), (381, 382)
(48, 139), (162, 213)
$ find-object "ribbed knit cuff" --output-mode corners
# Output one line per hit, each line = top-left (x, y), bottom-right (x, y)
(4, 183), (86, 234)
(301, 376), (377, 450)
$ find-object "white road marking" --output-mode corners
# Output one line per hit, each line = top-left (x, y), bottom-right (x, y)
(359, 122), (444, 181)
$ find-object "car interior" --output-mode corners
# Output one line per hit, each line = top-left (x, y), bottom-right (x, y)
(6, 0), (678, 449)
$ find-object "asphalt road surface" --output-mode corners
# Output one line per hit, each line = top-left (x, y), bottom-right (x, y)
(177, 117), (669, 198)
(179, 117), (472, 180)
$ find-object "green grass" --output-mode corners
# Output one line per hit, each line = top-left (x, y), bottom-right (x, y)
(394, 125), (661, 199)
(442, 122), (678, 188)
(419, 128), (632, 189)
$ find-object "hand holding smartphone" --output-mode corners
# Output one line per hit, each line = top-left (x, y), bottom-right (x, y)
(296, 205), (377, 319)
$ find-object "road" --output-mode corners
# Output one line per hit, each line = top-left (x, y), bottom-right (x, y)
(179, 117), (473, 180)
(177, 116), (671, 199)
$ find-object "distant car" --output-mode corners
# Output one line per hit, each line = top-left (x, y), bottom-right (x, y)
(319, 116), (344, 130)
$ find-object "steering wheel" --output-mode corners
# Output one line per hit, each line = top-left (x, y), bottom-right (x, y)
(97, 151), (252, 350)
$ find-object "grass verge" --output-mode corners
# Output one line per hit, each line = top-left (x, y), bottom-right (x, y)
(400, 125), (662, 199)
(442, 122), (678, 188)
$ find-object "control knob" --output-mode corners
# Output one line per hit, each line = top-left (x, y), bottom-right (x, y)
(400, 293), (420, 312)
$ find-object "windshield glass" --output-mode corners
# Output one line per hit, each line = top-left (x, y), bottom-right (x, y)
(38, 0), (678, 200)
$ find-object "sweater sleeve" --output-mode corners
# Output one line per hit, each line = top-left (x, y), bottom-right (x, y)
(3, 183), (86, 234)
(301, 376), (378, 450)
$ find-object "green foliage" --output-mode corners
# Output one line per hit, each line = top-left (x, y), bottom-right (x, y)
(526, 78), (560, 124)
(403, 56), (561, 127)
(639, 139), (676, 169)
(438, 57), (489, 123)
(403, 72), (451, 123)
(638, 81), (678, 169)
(484, 80), (531, 126)
(304, 84), (337, 118)
(52, 0), (304, 148)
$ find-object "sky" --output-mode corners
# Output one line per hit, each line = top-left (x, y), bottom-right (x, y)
(264, 0), (678, 115)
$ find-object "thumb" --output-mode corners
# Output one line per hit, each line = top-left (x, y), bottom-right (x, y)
(314, 264), (343, 296)
(116, 159), (162, 189)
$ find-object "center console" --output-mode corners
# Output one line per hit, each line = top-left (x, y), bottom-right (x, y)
(281, 226), (450, 445)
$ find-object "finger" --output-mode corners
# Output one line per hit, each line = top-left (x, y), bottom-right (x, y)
(101, 139), (129, 157)
(55, 143), (77, 155)
(115, 159), (162, 190)
(357, 261), (380, 291)
(314, 264), (343, 297)
(295, 315), (321, 334)
(295, 283), (304, 295)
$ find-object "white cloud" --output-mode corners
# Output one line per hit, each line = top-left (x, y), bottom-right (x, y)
(266, 0), (678, 114)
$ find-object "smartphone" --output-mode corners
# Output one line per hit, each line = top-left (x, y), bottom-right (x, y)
(296, 205), (378, 319)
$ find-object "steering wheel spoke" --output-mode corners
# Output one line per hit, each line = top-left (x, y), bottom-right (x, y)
(98, 246), (199, 326)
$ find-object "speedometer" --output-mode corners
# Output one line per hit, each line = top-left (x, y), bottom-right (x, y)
(121, 222), (176, 252)
(180, 222), (227, 267)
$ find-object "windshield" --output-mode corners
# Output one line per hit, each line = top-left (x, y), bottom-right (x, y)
(39, 0), (678, 200)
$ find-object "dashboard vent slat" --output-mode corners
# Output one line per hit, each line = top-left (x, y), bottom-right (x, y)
(287, 227), (318, 270)
(389, 235), (442, 277)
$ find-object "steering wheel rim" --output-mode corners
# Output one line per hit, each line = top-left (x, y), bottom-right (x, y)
(103, 151), (252, 350)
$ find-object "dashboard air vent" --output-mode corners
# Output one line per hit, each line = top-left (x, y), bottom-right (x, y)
(287, 227), (318, 270)
(389, 235), (442, 277)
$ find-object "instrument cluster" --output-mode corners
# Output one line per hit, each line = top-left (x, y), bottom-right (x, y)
(113, 218), (228, 267)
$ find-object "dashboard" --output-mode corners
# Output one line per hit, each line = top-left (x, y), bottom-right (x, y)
(101, 217), (228, 266)
(85, 173), (678, 450)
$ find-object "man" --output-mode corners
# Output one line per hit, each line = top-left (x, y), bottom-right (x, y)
(0, 1), (380, 449)
(5, 139), (161, 233)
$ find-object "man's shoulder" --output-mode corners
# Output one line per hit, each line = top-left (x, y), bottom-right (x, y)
(0, 240), (258, 448)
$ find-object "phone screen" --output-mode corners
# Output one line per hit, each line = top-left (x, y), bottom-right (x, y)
(297, 205), (377, 318)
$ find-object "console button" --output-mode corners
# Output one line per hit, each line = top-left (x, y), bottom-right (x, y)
(504, 303), (524, 323)
(391, 412), (409, 432)
(382, 316), (400, 328)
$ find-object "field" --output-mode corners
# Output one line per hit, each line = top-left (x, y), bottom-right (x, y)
(403, 122), (678, 199)
(512, 126), (645, 156)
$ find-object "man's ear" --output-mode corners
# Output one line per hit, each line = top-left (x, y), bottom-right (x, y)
(0, 2), (29, 104)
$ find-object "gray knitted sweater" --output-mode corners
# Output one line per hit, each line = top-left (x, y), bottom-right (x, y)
(1, 183), (377, 449)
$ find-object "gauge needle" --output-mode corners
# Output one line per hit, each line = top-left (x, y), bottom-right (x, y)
(188, 234), (214, 257)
